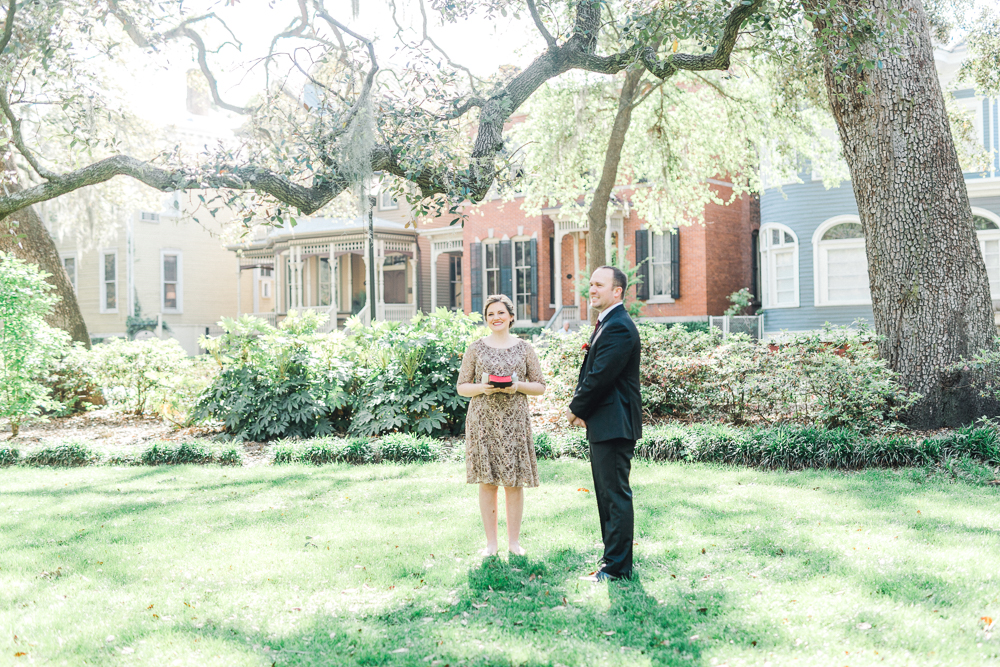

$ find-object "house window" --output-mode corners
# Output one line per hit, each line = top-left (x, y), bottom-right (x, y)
(378, 189), (398, 211)
(161, 251), (182, 312)
(139, 211), (160, 223)
(649, 231), (672, 298)
(449, 254), (463, 310)
(813, 216), (870, 306)
(759, 224), (798, 308)
(974, 208), (1000, 298)
(514, 240), (532, 320)
(609, 231), (620, 264)
(100, 250), (118, 313)
(61, 254), (77, 292)
(485, 243), (500, 295)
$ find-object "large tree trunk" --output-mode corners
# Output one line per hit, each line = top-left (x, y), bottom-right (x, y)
(1, 162), (90, 346)
(816, 0), (995, 427)
(586, 65), (645, 323)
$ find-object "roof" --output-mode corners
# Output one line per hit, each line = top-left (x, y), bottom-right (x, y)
(227, 215), (414, 251)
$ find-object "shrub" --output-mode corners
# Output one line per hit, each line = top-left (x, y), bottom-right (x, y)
(0, 253), (72, 435)
(0, 446), (19, 466)
(46, 343), (104, 417)
(347, 309), (481, 437)
(533, 432), (555, 460)
(633, 322), (915, 431)
(377, 433), (440, 462)
(22, 441), (96, 467)
(195, 312), (354, 440)
(88, 338), (189, 415)
(556, 430), (590, 459)
(135, 440), (243, 466)
(275, 434), (440, 465)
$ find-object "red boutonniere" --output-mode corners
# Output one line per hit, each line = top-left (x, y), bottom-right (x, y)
(581, 342), (590, 351)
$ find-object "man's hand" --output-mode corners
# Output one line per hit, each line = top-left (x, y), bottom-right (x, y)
(565, 409), (586, 428)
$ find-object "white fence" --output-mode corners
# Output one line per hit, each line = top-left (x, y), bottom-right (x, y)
(709, 315), (764, 339)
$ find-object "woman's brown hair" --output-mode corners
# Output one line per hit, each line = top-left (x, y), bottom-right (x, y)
(482, 294), (515, 329)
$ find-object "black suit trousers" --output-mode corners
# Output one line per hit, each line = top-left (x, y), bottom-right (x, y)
(589, 437), (635, 579)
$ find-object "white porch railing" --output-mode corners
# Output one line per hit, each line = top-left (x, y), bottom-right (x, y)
(709, 315), (763, 339)
(378, 303), (417, 323)
(545, 304), (583, 331)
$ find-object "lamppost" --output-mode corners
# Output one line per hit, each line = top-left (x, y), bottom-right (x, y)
(368, 194), (377, 323)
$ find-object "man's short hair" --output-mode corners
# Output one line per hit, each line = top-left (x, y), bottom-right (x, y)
(599, 265), (628, 298)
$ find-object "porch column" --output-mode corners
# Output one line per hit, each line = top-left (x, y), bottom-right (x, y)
(329, 243), (338, 312)
(430, 248), (439, 312)
(553, 228), (563, 309)
(605, 212), (613, 264)
(361, 251), (371, 323)
(236, 257), (241, 317)
(573, 232), (581, 312)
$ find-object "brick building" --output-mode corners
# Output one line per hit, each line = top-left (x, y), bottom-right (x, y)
(225, 178), (758, 330)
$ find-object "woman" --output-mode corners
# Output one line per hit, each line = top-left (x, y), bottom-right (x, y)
(457, 294), (546, 556)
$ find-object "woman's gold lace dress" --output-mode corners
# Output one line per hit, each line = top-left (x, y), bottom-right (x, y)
(458, 338), (545, 487)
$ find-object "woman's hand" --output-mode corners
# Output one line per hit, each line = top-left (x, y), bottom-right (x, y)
(497, 382), (519, 395)
(480, 384), (501, 396)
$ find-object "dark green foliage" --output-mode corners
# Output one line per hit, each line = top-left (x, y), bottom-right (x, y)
(194, 313), (353, 441)
(556, 430), (590, 460)
(348, 310), (481, 437)
(633, 423), (1000, 472)
(0, 447), (20, 466)
(139, 441), (217, 465)
(377, 433), (441, 462)
(533, 432), (555, 460)
(274, 434), (440, 465)
(22, 442), (96, 467)
(217, 445), (244, 466)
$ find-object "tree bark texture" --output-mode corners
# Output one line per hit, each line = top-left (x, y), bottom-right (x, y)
(817, 0), (995, 427)
(586, 65), (645, 323)
(0, 162), (89, 345)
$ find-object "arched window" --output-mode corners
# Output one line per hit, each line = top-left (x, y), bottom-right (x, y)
(759, 223), (798, 308)
(812, 215), (871, 306)
(973, 207), (1000, 298)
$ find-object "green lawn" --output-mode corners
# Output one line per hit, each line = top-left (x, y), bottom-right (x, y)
(2, 461), (998, 666)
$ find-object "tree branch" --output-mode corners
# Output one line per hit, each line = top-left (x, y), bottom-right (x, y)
(312, 2), (378, 135)
(639, 0), (764, 79)
(526, 0), (557, 49)
(0, 1), (14, 55)
(0, 87), (61, 181)
(109, 5), (252, 114)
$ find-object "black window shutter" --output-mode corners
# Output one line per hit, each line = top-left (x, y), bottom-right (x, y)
(500, 239), (513, 301)
(635, 229), (649, 301)
(670, 231), (681, 300)
(470, 242), (482, 317)
(529, 238), (538, 322)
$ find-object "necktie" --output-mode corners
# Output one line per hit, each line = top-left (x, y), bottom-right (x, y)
(588, 316), (605, 346)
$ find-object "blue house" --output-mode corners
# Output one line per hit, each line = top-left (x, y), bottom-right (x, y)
(758, 44), (1000, 338)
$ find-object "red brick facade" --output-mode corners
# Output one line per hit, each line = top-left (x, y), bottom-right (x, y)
(407, 180), (758, 323)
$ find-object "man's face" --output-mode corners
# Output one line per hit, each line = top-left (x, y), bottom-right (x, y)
(589, 268), (622, 313)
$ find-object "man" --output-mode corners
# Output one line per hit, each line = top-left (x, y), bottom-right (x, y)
(566, 266), (642, 582)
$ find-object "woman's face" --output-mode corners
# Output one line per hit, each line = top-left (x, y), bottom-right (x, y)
(485, 302), (513, 333)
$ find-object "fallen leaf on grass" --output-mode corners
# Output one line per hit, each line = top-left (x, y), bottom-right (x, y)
(856, 623), (872, 630)
(390, 648), (408, 654)
(577, 488), (590, 493)
(603, 631), (615, 636)
(14, 653), (27, 658)
(982, 617), (995, 630)
(471, 603), (488, 609)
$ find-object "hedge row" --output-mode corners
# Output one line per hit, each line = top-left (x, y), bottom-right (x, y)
(4, 424), (1000, 473)
(0, 439), (243, 468)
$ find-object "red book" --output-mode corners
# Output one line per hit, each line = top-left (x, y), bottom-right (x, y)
(488, 374), (513, 388)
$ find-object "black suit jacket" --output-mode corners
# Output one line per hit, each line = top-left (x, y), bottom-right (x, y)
(569, 305), (642, 444)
